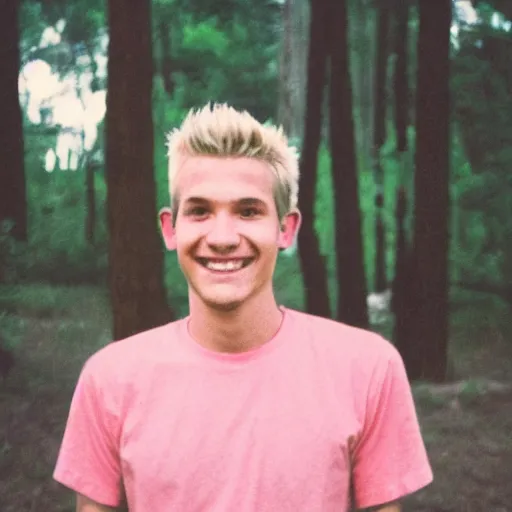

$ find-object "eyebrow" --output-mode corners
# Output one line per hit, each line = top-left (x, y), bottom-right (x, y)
(183, 197), (267, 207)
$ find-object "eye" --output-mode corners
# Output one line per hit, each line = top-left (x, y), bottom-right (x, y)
(240, 207), (262, 219)
(185, 206), (209, 219)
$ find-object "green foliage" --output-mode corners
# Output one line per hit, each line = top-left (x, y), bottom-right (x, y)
(450, 287), (512, 340)
(19, 1), (47, 57)
(313, 137), (406, 298)
(63, 1), (105, 45)
(19, 128), (108, 284)
(153, 0), (281, 122)
(14, 0), (512, 330)
(26, 0), (105, 38)
(451, 14), (512, 285)
(182, 18), (229, 56)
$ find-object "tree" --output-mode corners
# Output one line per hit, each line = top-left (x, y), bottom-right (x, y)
(328, 0), (369, 328)
(349, 0), (376, 167)
(297, 0), (331, 319)
(163, 0), (282, 122)
(373, 0), (391, 161)
(392, 0), (410, 155)
(153, 0), (175, 98)
(84, 152), (101, 245)
(158, 19), (175, 97)
(106, 0), (173, 340)
(277, 0), (309, 142)
(391, 0), (413, 354)
(372, 0), (392, 294)
(0, 0), (27, 241)
(63, 3), (107, 248)
(392, 187), (412, 357)
(408, 0), (452, 381)
(452, 5), (512, 297)
(24, 0), (107, 248)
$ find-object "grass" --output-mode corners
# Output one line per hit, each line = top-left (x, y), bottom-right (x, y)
(1, 283), (512, 511)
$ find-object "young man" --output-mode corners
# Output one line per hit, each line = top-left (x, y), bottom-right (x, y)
(54, 103), (433, 511)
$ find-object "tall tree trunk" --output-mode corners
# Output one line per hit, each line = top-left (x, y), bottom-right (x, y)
(297, 0), (331, 319)
(85, 160), (96, 245)
(277, 0), (294, 136)
(391, 0), (412, 355)
(328, 0), (369, 328)
(106, 0), (173, 340)
(409, 0), (451, 381)
(350, 0), (375, 169)
(392, 187), (411, 355)
(159, 21), (175, 97)
(372, 0), (392, 294)
(373, 0), (390, 159)
(374, 191), (387, 292)
(0, 1), (27, 241)
(393, 0), (410, 154)
(292, 0), (309, 142)
(277, 0), (309, 142)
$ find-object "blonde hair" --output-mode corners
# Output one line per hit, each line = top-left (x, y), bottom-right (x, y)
(166, 103), (300, 219)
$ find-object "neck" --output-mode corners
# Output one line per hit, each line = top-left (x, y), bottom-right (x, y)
(187, 289), (283, 354)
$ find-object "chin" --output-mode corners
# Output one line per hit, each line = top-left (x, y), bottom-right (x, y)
(204, 299), (243, 313)
(189, 280), (270, 314)
(197, 288), (252, 313)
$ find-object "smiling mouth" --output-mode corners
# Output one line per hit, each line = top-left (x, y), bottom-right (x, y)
(196, 258), (254, 272)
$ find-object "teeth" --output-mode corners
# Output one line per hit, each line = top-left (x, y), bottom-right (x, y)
(205, 260), (244, 271)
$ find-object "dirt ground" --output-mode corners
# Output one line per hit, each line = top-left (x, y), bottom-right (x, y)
(1, 285), (512, 512)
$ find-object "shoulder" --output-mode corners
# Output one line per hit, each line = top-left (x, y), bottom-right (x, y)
(285, 307), (400, 366)
(283, 308), (405, 396)
(283, 309), (411, 428)
(81, 319), (185, 384)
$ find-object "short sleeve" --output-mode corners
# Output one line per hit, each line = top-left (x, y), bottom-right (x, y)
(53, 354), (122, 507)
(351, 344), (433, 509)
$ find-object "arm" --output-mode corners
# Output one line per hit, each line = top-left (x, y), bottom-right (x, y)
(54, 355), (123, 509)
(350, 341), (433, 509)
(77, 493), (116, 512)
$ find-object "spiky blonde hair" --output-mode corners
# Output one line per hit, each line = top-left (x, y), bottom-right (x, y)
(166, 103), (300, 219)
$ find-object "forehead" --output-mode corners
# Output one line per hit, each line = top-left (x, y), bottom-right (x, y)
(175, 156), (275, 203)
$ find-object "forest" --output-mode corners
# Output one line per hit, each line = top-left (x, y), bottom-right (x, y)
(1, 0), (512, 510)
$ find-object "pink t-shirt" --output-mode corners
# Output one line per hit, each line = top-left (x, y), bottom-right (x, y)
(54, 307), (433, 511)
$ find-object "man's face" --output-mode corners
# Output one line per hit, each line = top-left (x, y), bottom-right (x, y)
(160, 155), (300, 312)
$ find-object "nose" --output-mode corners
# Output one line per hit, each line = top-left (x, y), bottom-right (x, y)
(206, 212), (240, 250)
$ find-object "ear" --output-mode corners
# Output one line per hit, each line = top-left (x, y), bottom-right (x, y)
(278, 209), (302, 250)
(159, 207), (177, 251)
